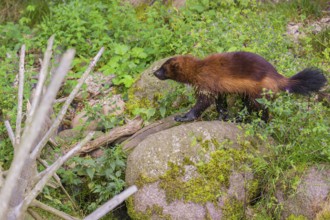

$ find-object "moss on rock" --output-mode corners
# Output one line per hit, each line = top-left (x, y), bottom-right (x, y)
(126, 121), (263, 219)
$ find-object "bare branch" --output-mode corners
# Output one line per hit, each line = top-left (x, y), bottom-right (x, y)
(54, 97), (68, 103)
(27, 209), (43, 220)
(27, 35), (54, 123)
(0, 166), (4, 188)
(31, 47), (105, 160)
(21, 132), (94, 212)
(84, 185), (138, 220)
(31, 200), (80, 220)
(0, 49), (75, 219)
(15, 44), (25, 145)
(4, 120), (15, 147)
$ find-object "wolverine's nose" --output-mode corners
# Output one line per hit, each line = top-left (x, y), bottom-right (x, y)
(154, 69), (167, 80)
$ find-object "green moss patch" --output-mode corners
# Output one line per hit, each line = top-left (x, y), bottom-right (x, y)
(159, 139), (257, 205)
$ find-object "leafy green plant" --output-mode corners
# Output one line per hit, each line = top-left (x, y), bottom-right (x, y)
(57, 146), (127, 213)
(242, 92), (330, 217)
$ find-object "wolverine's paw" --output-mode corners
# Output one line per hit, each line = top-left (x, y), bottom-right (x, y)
(174, 115), (196, 122)
(218, 114), (229, 121)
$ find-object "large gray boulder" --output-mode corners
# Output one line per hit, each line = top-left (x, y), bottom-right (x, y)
(276, 165), (330, 220)
(126, 121), (259, 219)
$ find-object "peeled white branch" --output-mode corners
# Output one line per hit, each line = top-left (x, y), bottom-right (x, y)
(4, 120), (15, 147)
(20, 132), (94, 213)
(27, 35), (54, 123)
(31, 47), (105, 160)
(15, 45), (25, 145)
(27, 209), (43, 220)
(84, 185), (138, 220)
(31, 200), (80, 220)
(0, 166), (4, 188)
(0, 49), (75, 219)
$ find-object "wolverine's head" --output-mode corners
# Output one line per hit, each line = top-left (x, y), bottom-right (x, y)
(154, 56), (199, 84)
(153, 57), (180, 81)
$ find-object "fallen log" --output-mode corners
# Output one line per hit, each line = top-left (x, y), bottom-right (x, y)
(122, 114), (179, 152)
(79, 117), (143, 154)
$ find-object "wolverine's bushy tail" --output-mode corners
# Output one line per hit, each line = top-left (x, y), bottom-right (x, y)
(287, 68), (327, 95)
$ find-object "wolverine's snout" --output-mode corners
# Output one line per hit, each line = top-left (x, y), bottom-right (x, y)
(154, 68), (167, 80)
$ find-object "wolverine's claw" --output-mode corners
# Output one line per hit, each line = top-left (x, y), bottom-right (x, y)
(174, 115), (195, 122)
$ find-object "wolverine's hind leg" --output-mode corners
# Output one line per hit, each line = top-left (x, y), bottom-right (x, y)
(234, 94), (252, 123)
(174, 93), (214, 122)
(216, 94), (228, 121)
(249, 95), (269, 122)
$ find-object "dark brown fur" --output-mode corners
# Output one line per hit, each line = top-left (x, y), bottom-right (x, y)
(154, 52), (327, 122)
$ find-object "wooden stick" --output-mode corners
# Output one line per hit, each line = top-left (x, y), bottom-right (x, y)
(31, 200), (80, 220)
(0, 49), (75, 219)
(0, 166), (4, 188)
(84, 185), (138, 220)
(27, 35), (54, 123)
(31, 47), (105, 160)
(4, 120), (15, 147)
(15, 45), (25, 145)
(79, 117), (143, 154)
(54, 97), (68, 103)
(27, 209), (43, 220)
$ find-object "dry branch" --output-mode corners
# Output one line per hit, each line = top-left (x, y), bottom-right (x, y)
(31, 200), (80, 220)
(79, 117), (143, 154)
(0, 166), (4, 188)
(123, 115), (179, 151)
(4, 120), (15, 147)
(0, 49), (75, 219)
(27, 209), (43, 220)
(54, 97), (68, 103)
(84, 185), (138, 220)
(31, 47), (105, 160)
(15, 45), (25, 145)
(27, 35), (54, 123)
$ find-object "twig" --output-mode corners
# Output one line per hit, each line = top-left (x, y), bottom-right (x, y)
(84, 185), (138, 220)
(4, 120), (15, 147)
(15, 44), (25, 145)
(79, 117), (143, 154)
(27, 35), (54, 124)
(54, 97), (68, 103)
(31, 47), (105, 160)
(0, 49), (75, 219)
(22, 132), (94, 213)
(0, 166), (4, 188)
(37, 158), (78, 210)
(27, 209), (43, 220)
(31, 200), (80, 220)
(49, 138), (58, 147)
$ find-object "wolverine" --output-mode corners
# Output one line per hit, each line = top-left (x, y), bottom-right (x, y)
(153, 52), (327, 122)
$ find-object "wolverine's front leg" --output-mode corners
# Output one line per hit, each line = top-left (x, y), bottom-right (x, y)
(174, 93), (214, 122)
(216, 94), (228, 121)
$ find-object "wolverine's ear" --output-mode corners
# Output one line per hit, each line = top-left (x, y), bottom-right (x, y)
(164, 57), (175, 66)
